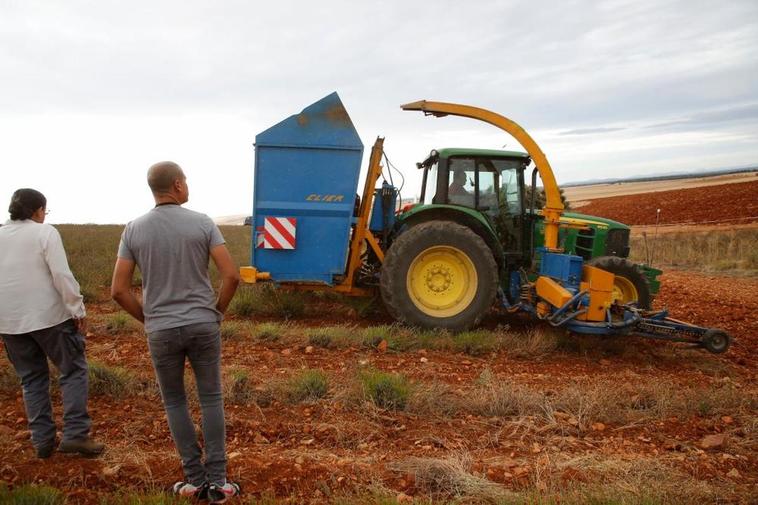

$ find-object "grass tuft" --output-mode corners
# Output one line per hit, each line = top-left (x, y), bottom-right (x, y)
(359, 369), (411, 410)
(219, 320), (250, 340)
(306, 326), (355, 349)
(252, 322), (285, 342)
(88, 361), (136, 398)
(285, 369), (329, 403)
(104, 312), (139, 335)
(223, 368), (275, 407)
(450, 330), (500, 356)
(390, 454), (509, 501)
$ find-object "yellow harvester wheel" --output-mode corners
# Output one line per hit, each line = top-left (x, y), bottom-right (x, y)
(587, 256), (652, 309)
(611, 275), (639, 305)
(406, 246), (478, 318)
(380, 220), (498, 330)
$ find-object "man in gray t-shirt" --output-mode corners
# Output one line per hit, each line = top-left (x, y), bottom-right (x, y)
(111, 161), (241, 502)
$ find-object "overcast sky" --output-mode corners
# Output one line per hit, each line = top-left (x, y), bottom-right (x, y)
(2, 0), (757, 224)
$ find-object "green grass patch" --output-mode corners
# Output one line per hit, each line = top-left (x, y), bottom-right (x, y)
(450, 330), (500, 356)
(359, 369), (411, 410)
(104, 311), (139, 335)
(100, 492), (190, 504)
(0, 484), (64, 505)
(285, 369), (329, 403)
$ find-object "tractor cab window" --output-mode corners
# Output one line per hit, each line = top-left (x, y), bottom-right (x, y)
(447, 158), (475, 207)
(422, 160), (439, 205)
(499, 164), (521, 214)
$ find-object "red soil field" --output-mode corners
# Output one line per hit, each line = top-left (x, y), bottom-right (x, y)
(576, 180), (758, 226)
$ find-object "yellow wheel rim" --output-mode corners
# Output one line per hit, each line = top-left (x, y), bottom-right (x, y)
(406, 246), (478, 317)
(611, 275), (639, 304)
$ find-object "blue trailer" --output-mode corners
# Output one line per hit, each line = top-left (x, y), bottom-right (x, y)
(241, 92), (391, 295)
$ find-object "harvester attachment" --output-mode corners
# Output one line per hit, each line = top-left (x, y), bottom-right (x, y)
(563, 305), (732, 354)
(508, 251), (733, 354)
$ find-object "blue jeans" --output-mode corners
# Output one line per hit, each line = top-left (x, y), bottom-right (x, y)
(147, 321), (226, 486)
(2, 319), (91, 450)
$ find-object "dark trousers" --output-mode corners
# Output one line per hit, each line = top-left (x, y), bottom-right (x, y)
(1, 319), (91, 449)
(147, 321), (226, 487)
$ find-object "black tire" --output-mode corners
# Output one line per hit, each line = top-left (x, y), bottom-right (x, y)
(587, 256), (652, 309)
(701, 329), (731, 354)
(380, 221), (498, 331)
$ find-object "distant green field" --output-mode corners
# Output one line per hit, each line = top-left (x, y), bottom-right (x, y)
(57, 224), (251, 302)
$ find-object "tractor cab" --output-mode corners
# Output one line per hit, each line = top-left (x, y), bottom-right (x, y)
(416, 148), (532, 264)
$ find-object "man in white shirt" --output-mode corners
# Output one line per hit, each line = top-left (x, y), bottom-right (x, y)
(0, 188), (104, 458)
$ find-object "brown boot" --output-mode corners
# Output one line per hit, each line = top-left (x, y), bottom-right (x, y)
(58, 437), (105, 456)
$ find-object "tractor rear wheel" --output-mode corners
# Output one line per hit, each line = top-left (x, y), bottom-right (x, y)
(380, 221), (498, 331)
(587, 256), (652, 309)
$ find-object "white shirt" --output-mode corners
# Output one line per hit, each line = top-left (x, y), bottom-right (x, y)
(0, 219), (86, 334)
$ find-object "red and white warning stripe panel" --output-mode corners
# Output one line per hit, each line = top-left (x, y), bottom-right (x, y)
(255, 226), (266, 248)
(261, 217), (297, 249)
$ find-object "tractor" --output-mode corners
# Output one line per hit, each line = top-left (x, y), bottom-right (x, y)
(240, 93), (730, 354)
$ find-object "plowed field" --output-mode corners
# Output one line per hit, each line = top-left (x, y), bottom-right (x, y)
(576, 180), (758, 226)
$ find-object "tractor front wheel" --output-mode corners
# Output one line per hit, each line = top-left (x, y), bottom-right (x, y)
(380, 221), (498, 331)
(587, 256), (652, 309)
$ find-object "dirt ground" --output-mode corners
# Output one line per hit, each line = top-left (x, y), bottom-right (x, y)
(0, 267), (756, 504)
(1, 181), (757, 503)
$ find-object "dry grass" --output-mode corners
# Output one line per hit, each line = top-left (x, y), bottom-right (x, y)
(630, 228), (758, 274)
(252, 322), (287, 342)
(101, 311), (141, 336)
(88, 361), (138, 398)
(57, 224), (250, 303)
(219, 320), (252, 340)
(0, 361), (18, 393)
(389, 454), (511, 502)
(404, 370), (755, 432)
(223, 368), (276, 408)
(228, 284), (306, 319)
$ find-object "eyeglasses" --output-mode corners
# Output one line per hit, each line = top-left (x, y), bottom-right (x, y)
(44, 209), (51, 216)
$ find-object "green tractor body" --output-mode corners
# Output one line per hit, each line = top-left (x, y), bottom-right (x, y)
(383, 148), (661, 330)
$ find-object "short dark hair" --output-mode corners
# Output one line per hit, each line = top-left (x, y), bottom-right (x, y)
(8, 188), (46, 221)
(147, 161), (184, 195)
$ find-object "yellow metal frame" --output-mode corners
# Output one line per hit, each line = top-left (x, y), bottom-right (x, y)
(401, 100), (564, 251)
(334, 137), (386, 295)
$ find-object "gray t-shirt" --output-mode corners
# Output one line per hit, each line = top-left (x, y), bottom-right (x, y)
(117, 204), (225, 333)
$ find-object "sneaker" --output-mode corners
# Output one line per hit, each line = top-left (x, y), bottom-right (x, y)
(207, 482), (241, 504)
(172, 481), (205, 498)
(58, 437), (105, 456)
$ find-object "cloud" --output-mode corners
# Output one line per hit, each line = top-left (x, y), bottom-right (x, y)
(559, 127), (628, 136)
(0, 0), (756, 222)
